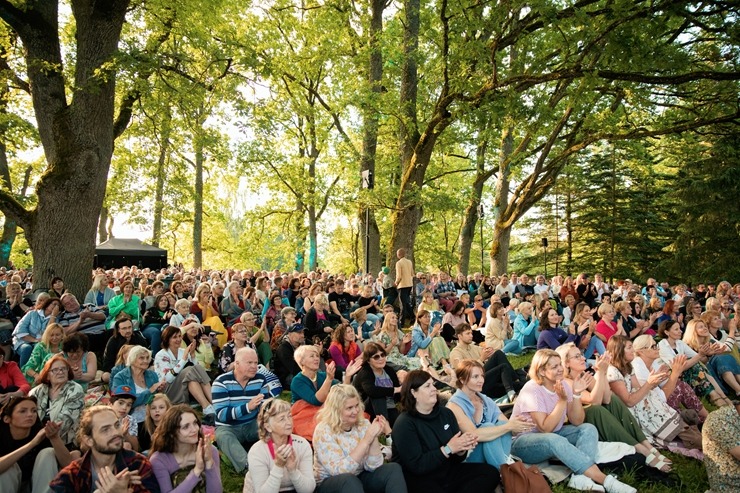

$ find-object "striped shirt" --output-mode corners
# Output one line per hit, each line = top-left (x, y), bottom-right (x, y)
(212, 365), (282, 426)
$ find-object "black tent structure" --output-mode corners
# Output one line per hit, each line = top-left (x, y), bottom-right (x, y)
(94, 238), (168, 270)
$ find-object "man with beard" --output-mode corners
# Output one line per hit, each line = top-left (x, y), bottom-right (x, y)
(50, 406), (159, 492)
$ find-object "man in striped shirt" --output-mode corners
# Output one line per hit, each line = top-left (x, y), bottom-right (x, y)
(213, 347), (282, 473)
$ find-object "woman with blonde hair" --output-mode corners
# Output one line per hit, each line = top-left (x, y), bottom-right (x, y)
(512, 301), (539, 348)
(21, 322), (64, 384)
(190, 283), (227, 347)
(374, 311), (418, 371)
(83, 273), (116, 309)
(606, 336), (690, 448)
(510, 349), (635, 492)
(245, 398), (315, 493)
(683, 317), (740, 396)
(632, 335), (709, 424)
(313, 384), (406, 493)
(556, 343), (672, 472)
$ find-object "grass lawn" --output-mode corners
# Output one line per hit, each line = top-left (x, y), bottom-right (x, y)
(218, 354), (712, 493)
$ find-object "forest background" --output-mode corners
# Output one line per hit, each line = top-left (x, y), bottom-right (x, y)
(0, 0), (738, 297)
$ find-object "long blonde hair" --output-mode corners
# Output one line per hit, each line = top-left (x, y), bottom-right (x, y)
(316, 384), (366, 434)
(683, 319), (710, 352)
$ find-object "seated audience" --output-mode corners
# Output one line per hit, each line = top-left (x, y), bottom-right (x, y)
(21, 322), (64, 384)
(512, 301), (540, 348)
(353, 342), (402, 425)
(29, 355), (84, 448)
(0, 349), (30, 401)
(273, 324), (305, 388)
(510, 349), (636, 492)
(409, 309), (449, 367)
(0, 395), (75, 493)
(447, 360), (532, 469)
(138, 393), (172, 455)
(102, 314), (148, 375)
(374, 310), (418, 371)
(61, 333), (97, 391)
(245, 398), (315, 493)
(153, 325), (215, 418)
(112, 345), (166, 431)
(49, 405), (159, 492)
(328, 323), (361, 372)
(392, 369), (500, 493)
(212, 347), (282, 475)
(11, 297), (61, 367)
(484, 302), (520, 354)
(314, 384), (405, 493)
(150, 404), (222, 493)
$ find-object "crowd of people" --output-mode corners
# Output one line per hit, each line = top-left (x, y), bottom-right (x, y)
(0, 259), (739, 493)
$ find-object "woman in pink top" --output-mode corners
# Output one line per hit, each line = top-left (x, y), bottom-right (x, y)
(509, 349), (636, 493)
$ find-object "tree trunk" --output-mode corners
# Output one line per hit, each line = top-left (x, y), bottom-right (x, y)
(489, 128), (514, 275)
(308, 205), (318, 271)
(358, 0), (385, 276)
(565, 171), (574, 276)
(294, 197), (306, 272)
(457, 137), (488, 275)
(0, 138), (16, 268)
(193, 136), (204, 269)
(98, 206), (109, 244)
(152, 111), (170, 247)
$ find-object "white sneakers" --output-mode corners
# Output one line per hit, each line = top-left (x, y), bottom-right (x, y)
(567, 473), (636, 493)
(603, 475), (637, 493)
(568, 474), (605, 491)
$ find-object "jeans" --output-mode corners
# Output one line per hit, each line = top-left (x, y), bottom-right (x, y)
(140, 326), (162, 357)
(467, 422), (512, 469)
(511, 424), (598, 474)
(584, 336), (606, 359)
(17, 342), (34, 367)
(503, 339), (522, 355)
(215, 420), (259, 473)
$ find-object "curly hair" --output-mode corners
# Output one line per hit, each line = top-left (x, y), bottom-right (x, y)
(150, 404), (202, 454)
(256, 398), (291, 441)
(315, 384), (365, 434)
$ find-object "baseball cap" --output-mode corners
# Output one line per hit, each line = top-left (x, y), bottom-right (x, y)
(287, 323), (305, 333)
(110, 385), (136, 401)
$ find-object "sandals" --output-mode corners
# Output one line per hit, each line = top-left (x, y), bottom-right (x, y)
(645, 449), (672, 473)
(710, 395), (733, 407)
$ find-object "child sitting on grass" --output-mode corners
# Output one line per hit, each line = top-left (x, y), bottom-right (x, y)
(109, 385), (139, 451)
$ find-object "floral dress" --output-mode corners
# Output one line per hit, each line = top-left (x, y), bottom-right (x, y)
(606, 365), (683, 446)
(375, 329), (420, 371)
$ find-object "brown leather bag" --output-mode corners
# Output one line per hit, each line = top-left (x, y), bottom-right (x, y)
(500, 462), (552, 493)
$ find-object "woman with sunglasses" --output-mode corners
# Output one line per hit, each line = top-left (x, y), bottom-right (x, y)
(556, 343), (672, 473)
(0, 395), (75, 493)
(632, 334), (709, 424)
(245, 398), (315, 493)
(353, 342), (402, 426)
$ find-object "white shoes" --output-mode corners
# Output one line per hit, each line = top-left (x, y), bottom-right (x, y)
(604, 475), (637, 493)
(203, 404), (216, 416)
(568, 474), (605, 491)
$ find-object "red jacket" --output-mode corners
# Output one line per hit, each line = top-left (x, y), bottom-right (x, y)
(0, 361), (31, 395)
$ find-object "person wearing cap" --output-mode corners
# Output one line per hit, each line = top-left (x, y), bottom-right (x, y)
(273, 324), (305, 388)
(212, 347), (282, 474)
(108, 385), (140, 451)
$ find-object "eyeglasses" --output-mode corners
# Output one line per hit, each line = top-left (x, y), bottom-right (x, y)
(50, 367), (67, 374)
(371, 353), (386, 360)
(568, 353), (586, 360)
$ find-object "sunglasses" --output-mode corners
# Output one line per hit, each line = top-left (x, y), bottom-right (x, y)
(371, 353), (386, 360)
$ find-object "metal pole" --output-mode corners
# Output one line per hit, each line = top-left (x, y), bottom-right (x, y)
(544, 244), (548, 278)
(364, 207), (370, 275)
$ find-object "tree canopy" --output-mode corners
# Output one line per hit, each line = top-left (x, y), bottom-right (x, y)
(0, 0), (738, 293)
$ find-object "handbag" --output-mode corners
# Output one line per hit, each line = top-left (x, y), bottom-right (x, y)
(500, 462), (552, 493)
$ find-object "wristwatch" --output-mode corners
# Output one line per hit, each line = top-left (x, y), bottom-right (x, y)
(442, 444), (452, 456)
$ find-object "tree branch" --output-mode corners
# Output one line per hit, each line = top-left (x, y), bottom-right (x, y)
(0, 188), (33, 231)
(423, 167), (477, 185)
(316, 174), (341, 220)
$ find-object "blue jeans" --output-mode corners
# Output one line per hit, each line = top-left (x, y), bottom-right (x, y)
(467, 422), (512, 469)
(503, 339), (522, 355)
(17, 343), (34, 367)
(520, 329), (540, 348)
(584, 337), (606, 359)
(140, 326), (162, 357)
(511, 424), (598, 474)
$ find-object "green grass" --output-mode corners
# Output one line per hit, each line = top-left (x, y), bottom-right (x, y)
(217, 356), (712, 493)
